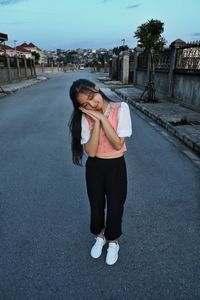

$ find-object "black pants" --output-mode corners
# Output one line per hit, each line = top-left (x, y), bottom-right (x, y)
(85, 156), (127, 240)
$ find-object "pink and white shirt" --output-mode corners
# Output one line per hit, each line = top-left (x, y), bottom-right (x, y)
(81, 102), (132, 157)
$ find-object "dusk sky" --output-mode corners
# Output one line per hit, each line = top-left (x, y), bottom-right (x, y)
(1, 0), (200, 51)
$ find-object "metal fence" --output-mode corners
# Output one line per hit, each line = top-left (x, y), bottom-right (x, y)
(176, 41), (200, 70)
(155, 48), (171, 70)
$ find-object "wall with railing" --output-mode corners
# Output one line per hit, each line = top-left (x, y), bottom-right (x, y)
(110, 39), (200, 110)
(0, 55), (36, 84)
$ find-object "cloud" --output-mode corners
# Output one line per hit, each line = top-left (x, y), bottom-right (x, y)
(0, 0), (26, 5)
(191, 32), (200, 37)
(0, 21), (31, 24)
(101, 0), (112, 2)
(126, 4), (140, 9)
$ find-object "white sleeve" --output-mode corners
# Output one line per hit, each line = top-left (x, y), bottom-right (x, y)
(117, 102), (132, 137)
(81, 114), (90, 144)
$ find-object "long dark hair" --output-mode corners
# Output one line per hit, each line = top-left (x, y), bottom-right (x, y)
(69, 78), (111, 166)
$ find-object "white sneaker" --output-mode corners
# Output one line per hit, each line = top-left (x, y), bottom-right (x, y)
(106, 242), (120, 265)
(90, 237), (106, 259)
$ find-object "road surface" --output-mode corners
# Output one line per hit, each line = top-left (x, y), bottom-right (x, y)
(0, 71), (199, 300)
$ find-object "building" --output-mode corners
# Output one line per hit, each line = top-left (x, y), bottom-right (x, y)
(17, 42), (47, 64)
(0, 44), (16, 56)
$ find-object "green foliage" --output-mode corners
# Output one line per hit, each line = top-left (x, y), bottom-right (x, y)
(112, 45), (129, 55)
(134, 19), (166, 50)
(119, 45), (129, 52)
(31, 51), (40, 63)
(134, 19), (166, 101)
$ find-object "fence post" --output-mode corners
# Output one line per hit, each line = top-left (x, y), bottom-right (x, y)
(111, 54), (118, 80)
(168, 39), (186, 97)
(23, 57), (27, 78)
(6, 56), (11, 82)
(122, 50), (129, 84)
(16, 56), (21, 80)
(32, 59), (37, 77)
(118, 52), (122, 81)
(104, 60), (108, 73)
(109, 58), (112, 78)
(133, 46), (143, 85)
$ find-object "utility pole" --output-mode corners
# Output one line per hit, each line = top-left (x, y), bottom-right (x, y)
(121, 38), (125, 46)
(13, 40), (17, 55)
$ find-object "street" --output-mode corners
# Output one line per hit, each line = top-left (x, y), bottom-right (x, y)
(0, 71), (200, 300)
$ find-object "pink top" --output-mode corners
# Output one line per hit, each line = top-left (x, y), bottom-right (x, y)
(81, 102), (132, 158)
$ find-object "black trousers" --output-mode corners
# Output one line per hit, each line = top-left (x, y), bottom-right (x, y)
(85, 156), (127, 240)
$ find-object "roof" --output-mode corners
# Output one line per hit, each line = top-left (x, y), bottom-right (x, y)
(0, 44), (14, 50)
(19, 42), (37, 48)
(16, 46), (30, 53)
(19, 42), (29, 47)
(28, 42), (37, 47)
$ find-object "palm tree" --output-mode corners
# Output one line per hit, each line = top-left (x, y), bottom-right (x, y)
(134, 19), (166, 101)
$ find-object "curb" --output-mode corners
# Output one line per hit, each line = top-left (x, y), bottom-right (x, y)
(0, 77), (48, 95)
(114, 89), (200, 156)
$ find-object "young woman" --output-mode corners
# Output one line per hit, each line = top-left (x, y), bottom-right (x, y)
(69, 79), (132, 265)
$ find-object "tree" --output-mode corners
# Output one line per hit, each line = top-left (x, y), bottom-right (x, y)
(31, 51), (40, 64)
(134, 19), (166, 101)
(112, 45), (129, 55)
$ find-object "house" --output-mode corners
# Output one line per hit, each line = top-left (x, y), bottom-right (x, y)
(0, 44), (16, 56)
(16, 45), (32, 59)
(0, 41), (47, 64)
(18, 42), (47, 64)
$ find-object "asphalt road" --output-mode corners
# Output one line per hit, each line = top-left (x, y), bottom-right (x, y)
(0, 71), (200, 300)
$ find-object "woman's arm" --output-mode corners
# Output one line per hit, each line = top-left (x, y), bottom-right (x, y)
(80, 108), (125, 151)
(102, 102), (132, 149)
(100, 115), (125, 150)
(83, 119), (100, 157)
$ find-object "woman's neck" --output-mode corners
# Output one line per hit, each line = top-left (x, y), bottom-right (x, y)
(102, 100), (109, 114)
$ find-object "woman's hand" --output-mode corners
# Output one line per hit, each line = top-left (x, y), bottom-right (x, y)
(80, 107), (101, 157)
(79, 107), (104, 122)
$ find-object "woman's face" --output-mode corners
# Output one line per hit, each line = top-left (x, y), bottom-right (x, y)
(76, 89), (104, 111)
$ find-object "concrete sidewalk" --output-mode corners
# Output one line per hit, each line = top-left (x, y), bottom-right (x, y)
(98, 77), (200, 157)
(0, 76), (47, 95)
